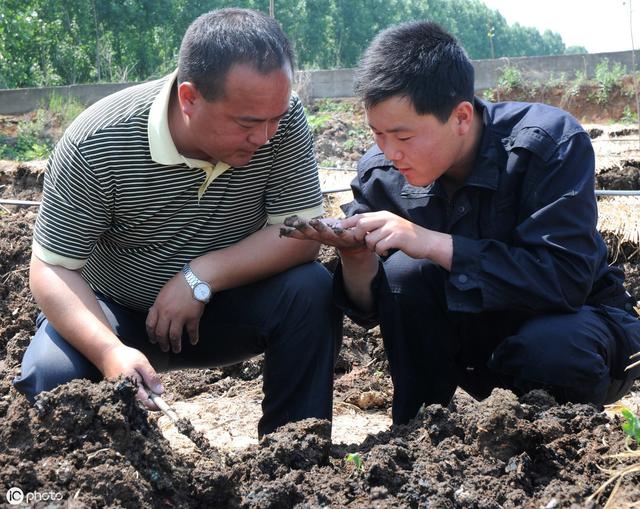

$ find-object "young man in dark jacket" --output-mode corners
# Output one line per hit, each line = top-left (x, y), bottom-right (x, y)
(283, 21), (640, 424)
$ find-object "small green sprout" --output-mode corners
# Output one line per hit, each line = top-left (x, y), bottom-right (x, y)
(621, 408), (640, 445)
(344, 452), (364, 471)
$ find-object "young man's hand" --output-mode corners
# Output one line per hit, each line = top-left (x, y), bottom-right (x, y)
(280, 212), (452, 269)
(146, 271), (205, 354)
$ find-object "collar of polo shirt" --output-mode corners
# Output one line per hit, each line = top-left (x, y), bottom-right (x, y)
(148, 69), (230, 201)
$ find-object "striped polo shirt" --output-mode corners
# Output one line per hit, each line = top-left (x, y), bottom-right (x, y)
(32, 72), (324, 310)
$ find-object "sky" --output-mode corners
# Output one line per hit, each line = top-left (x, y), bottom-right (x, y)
(480, 0), (640, 54)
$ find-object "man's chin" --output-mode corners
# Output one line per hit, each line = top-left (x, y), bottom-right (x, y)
(227, 152), (255, 167)
(402, 174), (430, 188)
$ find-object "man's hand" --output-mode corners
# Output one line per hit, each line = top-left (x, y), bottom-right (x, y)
(340, 211), (430, 258)
(341, 211), (453, 270)
(279, 215), (367, 253)
(146, 270), (205, 354)
(98, 343), (164, 410)
(281, 212), (453, 270)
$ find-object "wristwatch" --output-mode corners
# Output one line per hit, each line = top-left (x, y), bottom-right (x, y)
(182, 263), (212, 303)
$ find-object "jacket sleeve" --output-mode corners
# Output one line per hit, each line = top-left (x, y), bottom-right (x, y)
(333, 151), (392, 329)
(447, 131), (602, 313)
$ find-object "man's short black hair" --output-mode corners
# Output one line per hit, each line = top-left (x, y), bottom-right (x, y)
(178, 8), (294, 101)
(354, 21), (475, 123)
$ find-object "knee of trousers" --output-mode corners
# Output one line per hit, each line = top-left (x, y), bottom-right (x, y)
(488, 313), (611, 403)
(12, 321), (101, 402)
(273, 261), (334, 313)
(381, 251), (447, 300)
(265, 262), (341, 342)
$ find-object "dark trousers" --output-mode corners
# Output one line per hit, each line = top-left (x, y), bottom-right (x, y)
(377, 252), (640, 425)
(13, 262), (342, 436)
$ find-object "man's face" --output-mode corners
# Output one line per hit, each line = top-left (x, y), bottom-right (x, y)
(179, 63), (292, 167)
(366, 96), (467, 187)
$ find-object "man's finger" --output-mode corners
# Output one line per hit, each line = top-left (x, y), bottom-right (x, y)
(168, 321), (183, 354)
(309, 218), (330, 232)
(145, 307), (158, 344)
(186, 320), (200, 345)
(279, 226), (296, 238)
(154, 316), (171, 352)
(139, 365), (164, 395)
(283, 215), (300, 227)
(127, 370), (160, 411)
(137, 385), (158, 410)
(338, 214), (361, 229)
(293, 218), (311, 231)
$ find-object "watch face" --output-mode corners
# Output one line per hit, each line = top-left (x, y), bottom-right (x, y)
(194, 282), (211, 302)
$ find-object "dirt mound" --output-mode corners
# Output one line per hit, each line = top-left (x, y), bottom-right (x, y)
(0, 378), (198, 508)
(1, 374), (636, 508)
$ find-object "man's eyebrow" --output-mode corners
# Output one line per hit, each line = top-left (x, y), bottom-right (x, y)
(368, 123), (412, 133)
(237, 109), (289, 123)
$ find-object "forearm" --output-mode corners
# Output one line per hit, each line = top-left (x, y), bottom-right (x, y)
(189, 224), (320, 291)
(29, 254), (122, 373)
(339, 248), (380, 313)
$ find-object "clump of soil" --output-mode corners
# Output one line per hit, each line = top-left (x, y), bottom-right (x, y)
(597, 160), (640, 190)
(0, 378), (199, 508)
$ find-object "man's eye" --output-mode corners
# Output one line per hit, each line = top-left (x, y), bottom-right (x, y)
(398, 137), (412, 141)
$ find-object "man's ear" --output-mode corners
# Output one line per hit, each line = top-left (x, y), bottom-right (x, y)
(177, 82), (199, 117)
(451, 101), (474, 135)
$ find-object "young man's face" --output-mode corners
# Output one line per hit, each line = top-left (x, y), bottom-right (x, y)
(366, 95), (469, 187)
(179, 63), (292, 167)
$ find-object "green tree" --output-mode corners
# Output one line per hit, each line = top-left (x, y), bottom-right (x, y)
(0, 0), (575, 88)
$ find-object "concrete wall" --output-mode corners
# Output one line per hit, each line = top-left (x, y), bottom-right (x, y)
(0, 50), (637, 114)
(0, 82), (138, 115)
(472, 51), (638, 91)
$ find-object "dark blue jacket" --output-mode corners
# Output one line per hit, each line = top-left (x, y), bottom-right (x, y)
(343, 98), (632, 314)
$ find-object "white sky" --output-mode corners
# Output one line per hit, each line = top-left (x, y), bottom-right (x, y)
(480, 0), (640, 54)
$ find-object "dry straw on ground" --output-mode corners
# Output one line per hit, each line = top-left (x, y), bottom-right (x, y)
(598, 196), (640, 263)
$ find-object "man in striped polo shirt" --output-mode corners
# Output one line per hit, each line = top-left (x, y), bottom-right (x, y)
(14, 8), (341, 437)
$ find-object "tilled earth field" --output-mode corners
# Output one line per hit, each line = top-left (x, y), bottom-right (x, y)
(1, 118), (640, 507)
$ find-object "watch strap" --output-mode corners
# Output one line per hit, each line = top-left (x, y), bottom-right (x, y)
(181, 263), (212, 302)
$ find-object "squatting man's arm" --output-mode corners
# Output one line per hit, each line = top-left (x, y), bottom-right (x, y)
(146, 224), (319, 355)
(30, 225), (319, 408)
(29, 255), (164, 409)
(280, 212), (453, 313)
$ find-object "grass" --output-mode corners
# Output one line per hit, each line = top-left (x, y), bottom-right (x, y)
(482, 60), (639, 124)
(594, 59), (627, 104)
(589, 405), (640, 507)
(305, 109), (332, 134)
(0, 94), (85, 161)
(344, 452), (364, 472)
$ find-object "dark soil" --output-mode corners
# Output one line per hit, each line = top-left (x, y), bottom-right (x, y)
(596, 160), (640, 191)
(1, 106), (640, 507)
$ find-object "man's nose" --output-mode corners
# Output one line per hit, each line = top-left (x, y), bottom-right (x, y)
(248, 125), (268, 146)
(248, 122), (278, 147)
(381, 142), (403, 163)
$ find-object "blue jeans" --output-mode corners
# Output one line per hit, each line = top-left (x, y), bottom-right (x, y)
(14, 262), (342, 436)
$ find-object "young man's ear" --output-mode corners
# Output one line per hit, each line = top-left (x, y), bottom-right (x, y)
(177, 82), (200, 118)
(451, 101), (474, 135)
